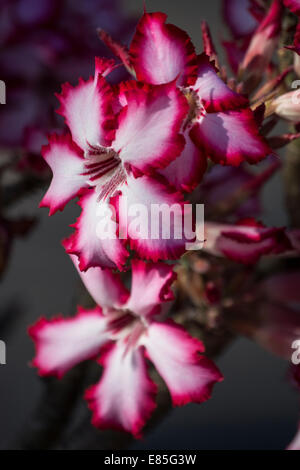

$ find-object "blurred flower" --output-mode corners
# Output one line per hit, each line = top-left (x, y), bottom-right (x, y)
(221, 0), (266, 74)
(283, 0), (300, 15)
(39, 10), (272, 271)
(29, 258), (222, 437)
(272, 90), (300, 122)
(203, 218), (295, 264)
(240, 0), (283, 90)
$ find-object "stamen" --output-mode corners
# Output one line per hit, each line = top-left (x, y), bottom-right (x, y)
(82, 145), (124, 199)
(97, 164), (126, 201)
(182, 87), (206, 130)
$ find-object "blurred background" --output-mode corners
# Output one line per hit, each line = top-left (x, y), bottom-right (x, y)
(0, 0), (298, 450)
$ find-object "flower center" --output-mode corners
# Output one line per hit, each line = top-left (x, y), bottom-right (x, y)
(182, 87), (206, 129)
(83, 145), (126, 200)
(106, 308), (147, 351)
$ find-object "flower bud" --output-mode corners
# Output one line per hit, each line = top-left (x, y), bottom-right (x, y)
(240, 0), (282, 90)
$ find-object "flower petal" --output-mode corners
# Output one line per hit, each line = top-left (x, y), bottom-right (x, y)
(113, 174), (193, 262)
(160, 132), (207, 193)
(64, 189), (129, 271)
(190, 108), (271, 166)
(39, 134), (87, 215)
(241, 0), (282, 75)
(125, 259), (176, 318)
(192, 54), (248, 112)
(67, 253), (129, 310)
(85, 342), (157, 437)
(29, 307), (108, 378)
(130, 12), (197, 86)
(204, 221), (293, 264)
(113, 82), (188, 175)
(143, 320), (223, 406)
(56, 74), (115, 150)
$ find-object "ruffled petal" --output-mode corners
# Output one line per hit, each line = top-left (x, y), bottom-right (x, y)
(56, 74), (115, 150)
(190, 108), (271, 166)
(143, 320), (223, 406)
(39, 134), (87, 215)
(64, 189), (129, 271)
(68, 253), (129, 310)
(113, 174), (193, 262)
(192, 54), (248, 112)
(160, 132), (207, 193)
(125, 259), (176, 318)
(85, 342), (157, 437)
(130, 12), (197, 86)
(113, 82), (188, 175)
(29, 307), (109, 378)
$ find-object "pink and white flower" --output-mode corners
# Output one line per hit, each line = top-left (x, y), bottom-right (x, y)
(40, 9), (271, 271)
(29, 258), (223, 437)
(188, 56), (270, 166)
(40, 59), (190, 268)
(101, 12), (271, 167)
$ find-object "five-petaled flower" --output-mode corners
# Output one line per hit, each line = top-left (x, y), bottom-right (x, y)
(40, 10), (271, 271)
(29, 257), (223, 437)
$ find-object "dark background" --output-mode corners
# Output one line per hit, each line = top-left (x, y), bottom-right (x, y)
(0, 0), (298, 450)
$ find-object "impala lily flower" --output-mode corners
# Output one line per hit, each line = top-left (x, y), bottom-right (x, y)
(29, 258), (223, 437)
(203, 219), (294, 264)
(40, 57), (191, 269)
(39, 10), (273, 271)
(100, 11), (271, 169)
